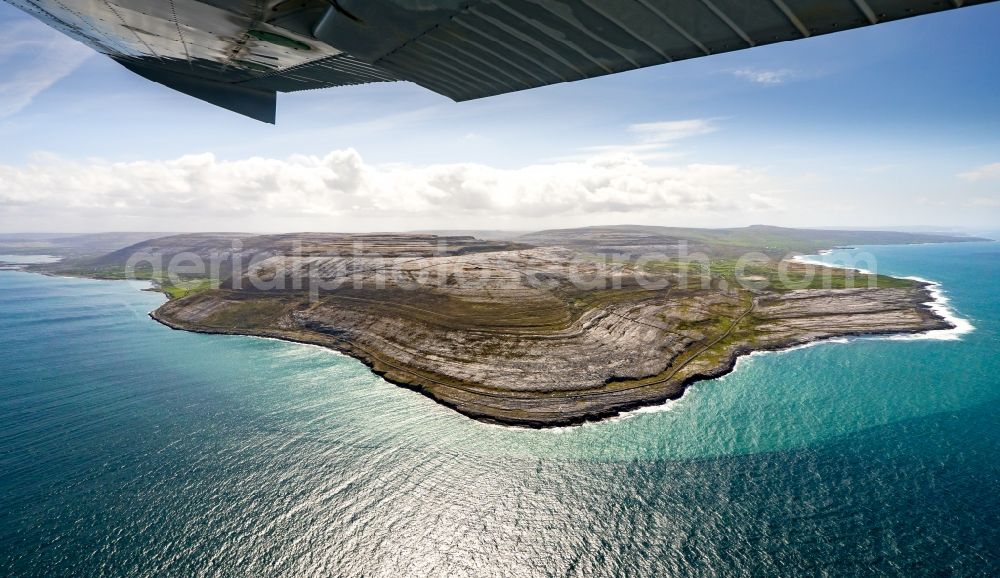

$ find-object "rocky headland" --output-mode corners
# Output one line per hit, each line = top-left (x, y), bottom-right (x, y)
(135, 227), (961, 427)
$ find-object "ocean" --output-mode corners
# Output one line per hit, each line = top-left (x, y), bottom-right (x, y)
(1, 241), (998, 577)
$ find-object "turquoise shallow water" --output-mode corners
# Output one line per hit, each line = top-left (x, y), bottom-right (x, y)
(1, 242), (998, 577)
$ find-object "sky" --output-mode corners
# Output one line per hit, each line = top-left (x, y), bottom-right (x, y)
(0, 2), (998, 234)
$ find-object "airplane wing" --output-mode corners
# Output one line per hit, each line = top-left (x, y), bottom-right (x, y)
(4, 0), (995, 123)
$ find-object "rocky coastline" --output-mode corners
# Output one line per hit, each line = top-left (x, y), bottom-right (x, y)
(15, 227), (977, 428)
(151, 293), (951, 428)
(148, 250), (955, 428)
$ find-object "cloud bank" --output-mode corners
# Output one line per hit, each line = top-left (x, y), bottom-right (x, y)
(0, 148), (782, 229)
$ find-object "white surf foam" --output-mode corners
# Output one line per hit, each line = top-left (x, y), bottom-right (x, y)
(885, 276), (974, 341)
(790, 250), (876, 275)
(789, 253), (974, 341)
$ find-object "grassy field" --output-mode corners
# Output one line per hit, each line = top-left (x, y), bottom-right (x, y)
(31, 263), (219, 300)
(638, 256), (917, 293)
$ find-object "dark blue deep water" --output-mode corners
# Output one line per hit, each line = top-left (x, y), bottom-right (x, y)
(1, 242), (998, 577)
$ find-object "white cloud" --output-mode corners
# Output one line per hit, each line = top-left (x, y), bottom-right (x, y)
(959, 163), (1000, 182)
(0, 149), (783, 227)
(861, 164), (899, 174)
(748, 193), (782, 211)
(0, 21), (93, 118)
(731, 68), (795, 85)
(628, 119), (718, 143)
(553, 118), (718, 162)
(967, 196), (1000, 208)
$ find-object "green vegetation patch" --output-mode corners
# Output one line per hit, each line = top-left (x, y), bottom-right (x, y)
(160, 279), (218, 300)
(200, 299), (292, 330)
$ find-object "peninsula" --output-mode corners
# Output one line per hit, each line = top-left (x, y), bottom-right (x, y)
(29, 225), (983, 427)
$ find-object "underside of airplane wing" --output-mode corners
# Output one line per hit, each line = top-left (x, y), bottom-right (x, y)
(4, 0), (996, 123)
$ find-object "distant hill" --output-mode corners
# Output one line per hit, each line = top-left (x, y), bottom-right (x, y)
(26, 225), (991, 281)
(0, 232), (177, 257)
(38, 232), (530, 281)
(408, 229), (532, 241)
(518, 225), (990, 257)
